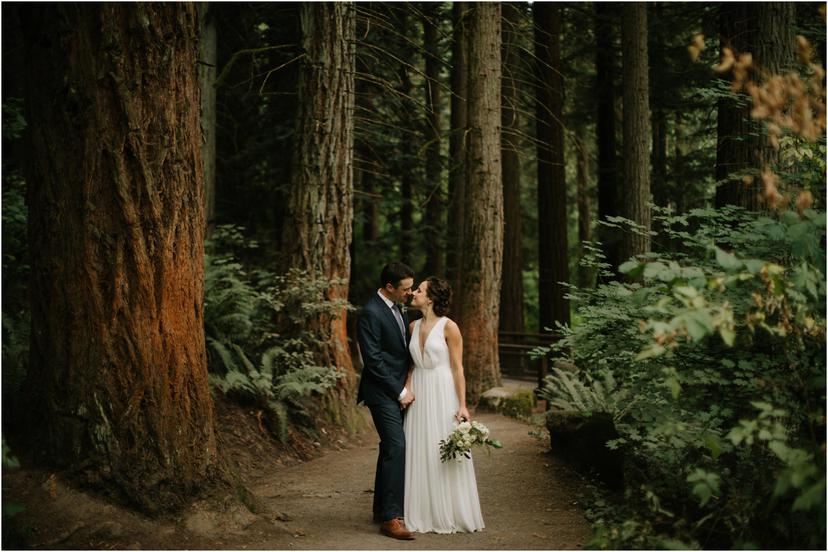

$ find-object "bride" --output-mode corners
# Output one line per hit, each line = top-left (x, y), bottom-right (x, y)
(402, 276), (485, 533)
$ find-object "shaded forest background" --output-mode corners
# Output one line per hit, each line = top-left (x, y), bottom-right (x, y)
(2, 2), (826, 549)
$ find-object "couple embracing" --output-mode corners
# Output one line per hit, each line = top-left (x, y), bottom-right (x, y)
(356, 261), (484, 540)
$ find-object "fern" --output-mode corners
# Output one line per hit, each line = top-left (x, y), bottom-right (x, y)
(538, 367), (629, 423)
(205, 225), (351, 442)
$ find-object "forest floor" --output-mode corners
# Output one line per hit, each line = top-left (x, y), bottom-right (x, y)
(3, 389), (592, 550)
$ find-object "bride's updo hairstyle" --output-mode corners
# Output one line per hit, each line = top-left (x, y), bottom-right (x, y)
(425, 277), (452, 317)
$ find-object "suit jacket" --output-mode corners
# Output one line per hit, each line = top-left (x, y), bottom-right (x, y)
(356, 293), (411, 406)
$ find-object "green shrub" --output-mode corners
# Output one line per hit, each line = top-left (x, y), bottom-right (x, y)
(539, 205), (825, 549)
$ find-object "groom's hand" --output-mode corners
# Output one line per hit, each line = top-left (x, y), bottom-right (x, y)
(399, 391), (415, 409)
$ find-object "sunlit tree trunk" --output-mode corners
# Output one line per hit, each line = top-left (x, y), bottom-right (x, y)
(281, 3), (356, 382)
(23, 3), (217, 511)
(620, 2), (651, 262)
(456, 2), (503, 402)
(499, 2), (525, 374)
(534, 2), (570, 330)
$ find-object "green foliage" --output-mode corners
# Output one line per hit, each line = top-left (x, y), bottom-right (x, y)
(542, 206), (826, 549)
(2, 438), (24, 525)
(498, 389), (536, 420)
(204, 225), (350, 442)
(538, 367), (629, 424)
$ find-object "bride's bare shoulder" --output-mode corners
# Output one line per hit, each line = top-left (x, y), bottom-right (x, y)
(443, 318), (461, 334)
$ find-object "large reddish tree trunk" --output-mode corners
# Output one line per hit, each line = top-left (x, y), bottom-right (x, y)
(22, 3), (217, 511)
(281, 3), (356, 382)
(456, 2), (503, 402)
(535, 2), (570, 330)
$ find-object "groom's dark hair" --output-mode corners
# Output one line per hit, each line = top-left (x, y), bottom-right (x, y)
(380, 261), (414, 289)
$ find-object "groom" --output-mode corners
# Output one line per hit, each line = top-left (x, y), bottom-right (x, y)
(357, 261), (416, 540)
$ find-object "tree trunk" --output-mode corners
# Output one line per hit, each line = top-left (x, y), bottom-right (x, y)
(753, 3), (795, 172)
(281, 3), (356, 382)
(674, 111), (689, 213)
(715, 3), (757, 209)
(534, 2), (570, 330)
(198, 2), (218, 234)
(447, 2), (469, 288)
(715, 2), (795, 209)
(422, 4), (445, 277)
(399, 64), (415, 264)
(499, 1), (525, 374)
(22, 3), (217, 511)
(457, 2), (502, 402)
(651, 107), (668, 209)
(361, 170), (379, 244)
(595, 2), (622, 275)
(576, 128), (593, 289)
(620, 2), (651, 263)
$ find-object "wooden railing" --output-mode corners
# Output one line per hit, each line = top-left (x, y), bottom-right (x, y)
(498, 331), (559, 390)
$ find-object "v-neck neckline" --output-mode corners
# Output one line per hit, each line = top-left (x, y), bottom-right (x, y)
(418, 317), (442, 359)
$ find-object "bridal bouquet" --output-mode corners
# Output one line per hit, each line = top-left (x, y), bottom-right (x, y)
(439, 420), (502, 463)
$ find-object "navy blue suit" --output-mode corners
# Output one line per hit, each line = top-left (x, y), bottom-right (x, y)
(357, 293), (411, 522)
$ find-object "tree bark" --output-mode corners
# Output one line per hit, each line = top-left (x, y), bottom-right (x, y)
(534, 2), (570, 330)
(457, 2), (502, 402)
(422, 3), (445, 277)
(22, 3), (217, 511)
(674, 111), (689, 214)
(576, 128), (593, 289)
(715, 2), (795, 209)
(651, 107), (668, 209)
(281, 3), (356, 382)
(398, 63), (415, 264)
(499, 2), (525, 373)
(447, 2), (469, 288)
(620, 2), (652, 263)
(715, 3), (757, 209)
(198, 2), (218, 234)
(594, 2), (622, 275)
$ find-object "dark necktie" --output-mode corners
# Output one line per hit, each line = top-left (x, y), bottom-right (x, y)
(392, 306), (405, 341)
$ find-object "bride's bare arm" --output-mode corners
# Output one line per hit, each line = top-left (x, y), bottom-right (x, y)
(445, 319), (471, 422)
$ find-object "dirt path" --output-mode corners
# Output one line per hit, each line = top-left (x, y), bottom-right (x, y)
(3, 411), (592, 549)
(248, 411), (592, 550)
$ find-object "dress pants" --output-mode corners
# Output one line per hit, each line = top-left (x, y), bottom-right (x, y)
(368, 400), (406, 522)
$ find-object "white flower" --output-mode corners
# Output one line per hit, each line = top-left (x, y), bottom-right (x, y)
(457, 421), (471, 433)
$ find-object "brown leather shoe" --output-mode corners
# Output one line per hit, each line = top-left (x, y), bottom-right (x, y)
(380, 518), (415, 540)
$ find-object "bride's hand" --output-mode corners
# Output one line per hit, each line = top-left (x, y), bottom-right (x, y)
(455, 406), (471, 423)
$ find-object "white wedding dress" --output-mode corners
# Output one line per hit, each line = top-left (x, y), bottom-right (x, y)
(403, 316), (485, 533)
